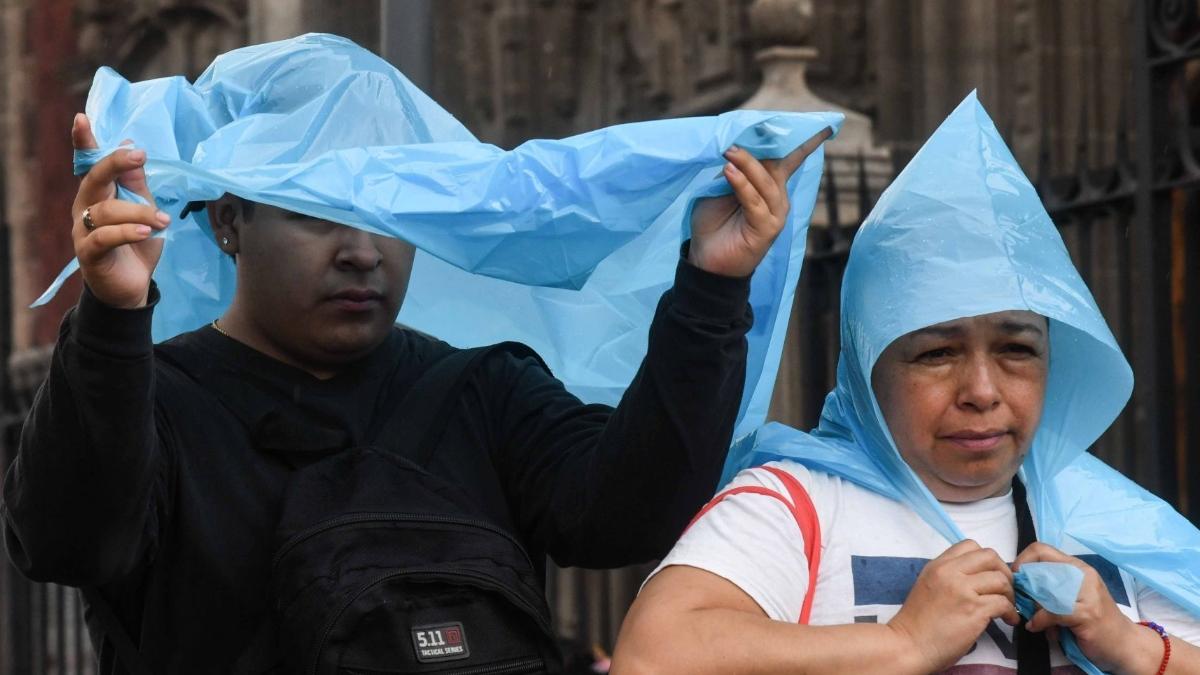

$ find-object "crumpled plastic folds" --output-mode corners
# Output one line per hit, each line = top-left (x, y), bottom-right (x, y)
(39, 32), (842, 447)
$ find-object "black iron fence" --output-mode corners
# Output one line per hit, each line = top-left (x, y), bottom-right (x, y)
(1035, 0), (1200, 515)
(775, 0), (1200, 522)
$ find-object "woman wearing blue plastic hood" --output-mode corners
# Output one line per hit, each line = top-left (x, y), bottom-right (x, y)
(1, 34), (839, 674)
(613, 93), (1200, 675)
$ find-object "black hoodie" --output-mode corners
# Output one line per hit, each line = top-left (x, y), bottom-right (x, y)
(2, 259), (750, 673)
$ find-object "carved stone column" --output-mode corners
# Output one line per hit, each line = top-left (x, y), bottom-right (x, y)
(740, 0), (890, 225)
(739, 0), (889, 428)
(1, 0), (46, 354)
(248, 0), (380, 51)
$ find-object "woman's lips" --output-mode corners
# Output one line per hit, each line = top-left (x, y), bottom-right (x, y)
(941, 430), (1008, 451)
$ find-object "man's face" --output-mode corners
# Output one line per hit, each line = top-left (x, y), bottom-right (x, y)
(228, 201), (415, 370)
(870, 310), (1049, 503)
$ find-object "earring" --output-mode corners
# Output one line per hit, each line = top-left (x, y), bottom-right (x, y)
(221, 237), (229, 246)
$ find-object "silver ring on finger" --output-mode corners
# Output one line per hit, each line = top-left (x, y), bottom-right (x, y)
(82, 207), (97, 231)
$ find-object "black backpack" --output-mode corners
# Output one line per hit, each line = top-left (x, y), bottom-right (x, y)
(88, 343), (562, 675)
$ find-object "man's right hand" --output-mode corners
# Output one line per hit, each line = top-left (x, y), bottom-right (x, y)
(70, 113), (170, 309)
(887, 539), (1020, 673)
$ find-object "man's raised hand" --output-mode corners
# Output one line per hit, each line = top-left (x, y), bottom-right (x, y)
(688, 127), (832, 278)
(70, 113), (170, 309)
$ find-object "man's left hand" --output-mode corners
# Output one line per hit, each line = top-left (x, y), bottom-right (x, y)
(688, 127), (832, 278)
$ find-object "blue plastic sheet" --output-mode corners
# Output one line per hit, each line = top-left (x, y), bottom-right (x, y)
(724, 92), (1200, 672)
(37, 33), (842, 443)
(1014, 563), (1084, 616)
(1013, 563), (1099, 675)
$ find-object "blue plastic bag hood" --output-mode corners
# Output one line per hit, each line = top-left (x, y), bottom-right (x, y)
(40, 33), (842, 443)
(724, 92), (1200, 673)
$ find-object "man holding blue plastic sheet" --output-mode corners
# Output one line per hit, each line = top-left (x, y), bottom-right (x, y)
(0, 36), (834, 674)
(613, 94), (1200, 674)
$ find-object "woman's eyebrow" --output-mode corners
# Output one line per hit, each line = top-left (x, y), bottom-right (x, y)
(998, 320), (1045, 336)
(909, 325), (964, 340)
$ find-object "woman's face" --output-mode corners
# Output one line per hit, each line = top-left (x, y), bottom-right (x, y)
(871, 310), (1050, 503)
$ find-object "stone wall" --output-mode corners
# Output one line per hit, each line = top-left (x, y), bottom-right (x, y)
(2, 0), (1135, 348)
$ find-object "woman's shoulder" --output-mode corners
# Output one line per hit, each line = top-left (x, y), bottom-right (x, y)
(734, 460), (888, 503)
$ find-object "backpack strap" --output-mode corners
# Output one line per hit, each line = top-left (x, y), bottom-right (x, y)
(80, 587), (153, 675)
(685, 465), (822, 624)
(228, 620), (280, 674)
(369, 341), (544, 467)
(760, 465), (822, 625)
(1012, 476), (1051, 674)
(684, 486), (797, 530)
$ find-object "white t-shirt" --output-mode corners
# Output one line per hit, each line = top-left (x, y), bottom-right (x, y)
(650, 461), (1200, 672)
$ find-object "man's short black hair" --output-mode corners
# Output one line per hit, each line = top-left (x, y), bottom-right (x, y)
(181, 196), (256, 263)
(180, 197), (256, 221)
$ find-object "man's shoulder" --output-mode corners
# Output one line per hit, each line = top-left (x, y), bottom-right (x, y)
(390, 328), (555, 397)
(392, 322), (442, 348)
(152, 325), (215, 377)
(404, 330), (549, 376)
(393, 325), (543, 361)
(391, 323), (454, 361)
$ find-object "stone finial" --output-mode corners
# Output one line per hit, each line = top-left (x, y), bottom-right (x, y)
(748, 0), (814, 49)
(740, 0), (889, 226)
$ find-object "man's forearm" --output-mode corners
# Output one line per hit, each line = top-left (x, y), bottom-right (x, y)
(514, 257), (751, 567)
(599, 258), (752, 540)
(1, 285), (161, 585)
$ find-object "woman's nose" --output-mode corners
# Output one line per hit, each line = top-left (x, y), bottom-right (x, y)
(956, 355), (1001, 412)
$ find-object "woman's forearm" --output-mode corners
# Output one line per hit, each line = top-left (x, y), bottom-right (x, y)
(613, 604), (927, 675)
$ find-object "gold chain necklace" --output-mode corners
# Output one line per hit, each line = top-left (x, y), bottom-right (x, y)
(211, 319), (230, 337)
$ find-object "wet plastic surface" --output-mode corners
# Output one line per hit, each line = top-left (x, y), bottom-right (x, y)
(41, 33), (842, 456)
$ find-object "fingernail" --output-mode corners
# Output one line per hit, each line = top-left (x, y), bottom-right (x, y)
(72, 113), (84, 129)
(156, 210), (171, 225)
(725, 162), (741, 175)
(725, 145), (740, 156)
(136, 225), (152, 236)
(129, 149), (146, 162)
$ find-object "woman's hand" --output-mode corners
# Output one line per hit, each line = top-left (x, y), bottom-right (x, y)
(70, 113), (170, 309)
(888, 539), (1021, 673)
(688, 127), (831, 278)
(1014, 542), (1167, 675)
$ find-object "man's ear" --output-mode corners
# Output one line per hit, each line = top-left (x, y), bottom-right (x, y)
(208, 194), (243, 257)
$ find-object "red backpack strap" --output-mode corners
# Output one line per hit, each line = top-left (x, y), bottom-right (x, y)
(760, 465), (822, 625)
(685, 486), (797, 531)
(684, 467), (822, 625)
